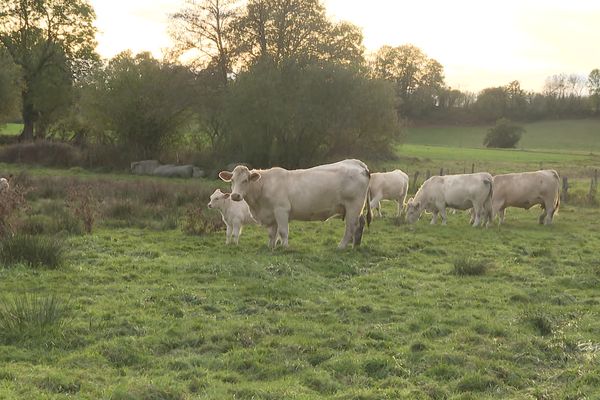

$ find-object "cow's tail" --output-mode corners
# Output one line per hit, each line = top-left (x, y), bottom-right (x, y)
(552, 170), (560, 216)
(365, 187), (372, 227)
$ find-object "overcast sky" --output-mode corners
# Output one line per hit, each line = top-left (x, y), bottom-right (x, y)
(91, 0), (600, 92)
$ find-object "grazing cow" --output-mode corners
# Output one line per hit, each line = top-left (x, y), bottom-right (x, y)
(491, 170), (560, 225)
(368, 170), (409, 217)
(208, 189), (255, 245)
(0, 177), (9, 193)
(406, 173), (493, 226)
(219, 159), (372, 249)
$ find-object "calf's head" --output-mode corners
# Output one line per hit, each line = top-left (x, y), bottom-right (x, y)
(405, 198), (421, 224)
(219, 166), (260, 202)
(208, 189), (230, 209)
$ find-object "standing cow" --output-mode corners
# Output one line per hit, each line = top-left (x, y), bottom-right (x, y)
(406, 172), (493, 226)
(208, 189), (255, 245)
(218, 159), (372, 249)
(491, 170), (560, 225)
(368, 170), (409, 217)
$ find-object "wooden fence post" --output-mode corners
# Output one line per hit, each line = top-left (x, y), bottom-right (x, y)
(589, 173), (598, 205)
(561, 176), (569, 203)
(412, 171), (420, 193)
(439, 167), (444, 176)
(471, 163), (475, 174)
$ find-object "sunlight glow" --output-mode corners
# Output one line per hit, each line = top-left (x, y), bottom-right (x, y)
(90, 0), (600, 92)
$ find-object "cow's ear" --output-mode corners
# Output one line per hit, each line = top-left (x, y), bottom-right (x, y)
(223, 193), (231, 199)
(249, 172), (261, 182)
(219, 171), (233, 182)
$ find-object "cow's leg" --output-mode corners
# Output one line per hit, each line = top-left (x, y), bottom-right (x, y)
(472, 209), (481, 227)
(542, 200), (555, 225)
(225, 223), (232, 245)
(440, 207), (448, 225)
(274, 210), (290, 247)
(353, 215), (366, 246)
(340, 202), (363, 249)
(498, 208), (505, 225)
(430, 210), (438, 225)
(369, 194), (382, 217)
(267, 224), (278, 249)
(232, 223), (242, 245)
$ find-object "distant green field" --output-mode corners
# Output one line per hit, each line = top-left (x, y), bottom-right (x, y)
(0, 123), (22, 136)
(406, 119), (600, 152)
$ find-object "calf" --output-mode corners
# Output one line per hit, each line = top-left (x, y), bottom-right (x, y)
(368, 170), (409, 217)
(406, 173), (493, 226)
(208, 189), (255, 245)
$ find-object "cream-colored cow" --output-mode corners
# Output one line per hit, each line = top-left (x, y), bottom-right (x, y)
(219, 159), (372, 249)
(368, 170), (409, 217)
(406, 173), (493, 227)
(491, 170), (560, 225)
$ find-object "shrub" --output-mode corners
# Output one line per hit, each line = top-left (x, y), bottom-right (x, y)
(0, 235), (65, 269)
(483, 118), (525, 148)
(182, 204), (224, 236)
(0, 140), (83, 167)
(0, 293), (70, 343)
(66, 184), (98, 234)
(0, 182), (29, 237)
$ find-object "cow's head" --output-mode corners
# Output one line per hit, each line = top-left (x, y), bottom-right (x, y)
(405, 197), (422, 224)
(219, 166), (260, 202)
(207, 189), (230, 209)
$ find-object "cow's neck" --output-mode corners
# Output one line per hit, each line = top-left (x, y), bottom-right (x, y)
(244, 175), (264, 211)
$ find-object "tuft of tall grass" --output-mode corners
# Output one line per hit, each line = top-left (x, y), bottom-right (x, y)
(0, 235), (65, 269)
(452, 257), (492, 276)
(182, 204), (224, 235)
(0, 293), (71, 343)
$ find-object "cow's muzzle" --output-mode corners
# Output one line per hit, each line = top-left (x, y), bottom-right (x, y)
(231, 193), (243, 202)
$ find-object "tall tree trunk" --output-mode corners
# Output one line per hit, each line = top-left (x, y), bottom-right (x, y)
(19, 90), (36, 142)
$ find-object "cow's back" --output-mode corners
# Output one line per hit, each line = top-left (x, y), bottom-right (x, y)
(493, 170), (559, 208)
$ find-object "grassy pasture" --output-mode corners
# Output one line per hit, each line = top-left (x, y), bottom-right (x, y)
(0, 123), (22, 136)
(405, 119), (600, 152)
(0, 161), (599, 399)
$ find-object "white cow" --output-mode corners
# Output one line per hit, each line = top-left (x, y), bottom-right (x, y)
(406, 172), (493, 226)
(208, 189), (255, 245)
(218, 159), (372, 249)
(491, 170), (560, 225)
(368, 170), (409, 217)
(0, 178), (9, 193)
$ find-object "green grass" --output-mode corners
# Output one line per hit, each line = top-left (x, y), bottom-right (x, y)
(0, 123), (22, 136)
(406, 118), (600, 152)
(0, 166), (599, 398)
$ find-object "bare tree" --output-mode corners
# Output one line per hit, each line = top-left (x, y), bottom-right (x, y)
(170, 0), (239, 85)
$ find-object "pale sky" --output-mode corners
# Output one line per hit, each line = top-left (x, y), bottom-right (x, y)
(92, 0), (600, 92)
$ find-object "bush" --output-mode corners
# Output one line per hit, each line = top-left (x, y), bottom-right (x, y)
(0, 235), (65, 269)
(0, 140), (83, 167)
(182, 204), (224, 236)
(66, 184), (98, 234)
(0, 182), (29, 237)
(0, 293), (70, 343)
(483, 118), (525, 148)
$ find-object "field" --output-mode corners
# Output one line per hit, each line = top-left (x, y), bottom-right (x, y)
(1, 120), (600, 399)
(0, 124), (22, 136)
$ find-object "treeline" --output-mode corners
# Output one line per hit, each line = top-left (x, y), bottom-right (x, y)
(0, 0), (599, 169)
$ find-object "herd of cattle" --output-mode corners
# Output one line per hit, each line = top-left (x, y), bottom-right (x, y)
(210, 159), (561, 249)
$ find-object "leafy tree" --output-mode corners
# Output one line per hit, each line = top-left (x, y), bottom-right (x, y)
(483, 118), (524, 149)
(0, 48), (20, 123)
(0, 0), (97, 140)
(589, 69), (600, 114)
(82, 52), (196, 158)
(474, 87), (507, 122)
(371, 44), (445, 118)
(232, 0), (364, 67)
(224, 60), (400, 168)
